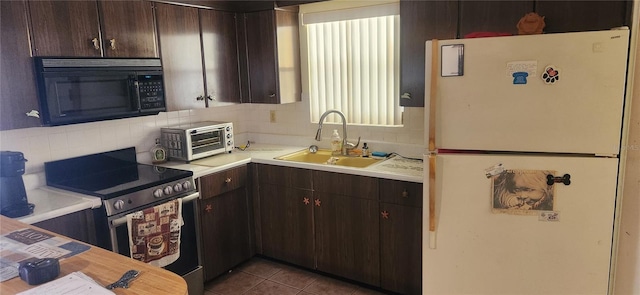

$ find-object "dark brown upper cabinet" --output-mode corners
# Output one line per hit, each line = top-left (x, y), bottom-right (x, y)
(535, 1), (630, 33)
(98, 1), (157, 57)
(399, 0), (457, 107)
(201, 9), (242, 104)
(28, 0), (156, 57)
(155, 3), (205, 111)
(155, 3), (242, 111)
(0, 1), (41, 130)
(242, 8), (301, 104)
(458, 1), (533, 37)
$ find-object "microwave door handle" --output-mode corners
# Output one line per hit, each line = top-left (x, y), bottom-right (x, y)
(130, 76), (141, 111)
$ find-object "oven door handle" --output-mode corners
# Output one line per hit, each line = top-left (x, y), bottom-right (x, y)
(110, 192), (200, 227)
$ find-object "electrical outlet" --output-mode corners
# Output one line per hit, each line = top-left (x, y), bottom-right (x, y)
(269, 110), (276, 123)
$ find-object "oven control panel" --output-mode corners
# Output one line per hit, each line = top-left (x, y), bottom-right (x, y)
(103, 177), (196, 217)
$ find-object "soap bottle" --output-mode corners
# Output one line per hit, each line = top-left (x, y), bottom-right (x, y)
(362, 143), (369, 157)
(330, 129), (342, 156)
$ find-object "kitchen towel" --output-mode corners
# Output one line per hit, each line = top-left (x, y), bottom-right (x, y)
(126, 198), (183, 268)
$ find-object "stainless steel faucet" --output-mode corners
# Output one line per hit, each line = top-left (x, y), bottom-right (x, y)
(315, 110), (360, 156)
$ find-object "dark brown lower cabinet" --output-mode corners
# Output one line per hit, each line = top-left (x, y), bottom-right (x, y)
(33, 209), (97, 245)
(314, 191), (380, 286)
(380, 203), (422, 295)
(259, 183), (314, 269)
(199, 166), (252, 282)
(255, 164), (423, 294)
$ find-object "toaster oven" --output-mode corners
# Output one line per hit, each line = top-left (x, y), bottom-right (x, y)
(161, 121), (234, 162)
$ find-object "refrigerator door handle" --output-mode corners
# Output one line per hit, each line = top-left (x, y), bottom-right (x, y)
(428, 154), (437, 249)
(546, 173), (571, 185)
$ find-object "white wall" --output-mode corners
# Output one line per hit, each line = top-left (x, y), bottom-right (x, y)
(0, 102), (424, 174)
(613, 1), (640, 292)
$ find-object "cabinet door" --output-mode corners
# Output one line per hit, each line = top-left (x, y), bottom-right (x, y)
(458, 1), (533, 37)
(201, 9), (242, 104)
(155, 3), (206, 111)
(314, 192), (380, 286)
(259, 183), (314, 269)
(200, 188), (251, 281)
(536, 1), (630, 33)
(98, 0), (157, 58)
(399, 0), (457, 107)
(33, 209), (97, 245)
(244, 10), (279, 103)
(1, 0), (41, 130)
(29, 0), (102, 57)
(380, 203), (422, 295)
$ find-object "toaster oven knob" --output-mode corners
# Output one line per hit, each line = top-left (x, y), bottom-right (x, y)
(153, 188), (164, 198)
(226, 126), (231, 131)
(182, 181), (192, 190)
(114, 200), (125, 210)
(227, 141), (233, 146)
(164, 186), (173, 195)
(173, 183), (183, 192)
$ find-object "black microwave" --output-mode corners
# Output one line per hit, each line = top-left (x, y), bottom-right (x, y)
(34, 57), (166, 126)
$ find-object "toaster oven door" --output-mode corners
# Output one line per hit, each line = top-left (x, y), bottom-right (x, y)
(190, 128), (225, 156)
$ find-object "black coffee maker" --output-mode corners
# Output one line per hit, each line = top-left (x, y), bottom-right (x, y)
(0, 151), (34, 217)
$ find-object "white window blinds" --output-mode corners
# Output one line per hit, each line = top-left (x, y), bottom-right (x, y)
(304, 4), (401, 126)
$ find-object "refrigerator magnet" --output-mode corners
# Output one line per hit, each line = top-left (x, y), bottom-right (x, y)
(512, 72), (529, 84)
(542, 65), (560, 84)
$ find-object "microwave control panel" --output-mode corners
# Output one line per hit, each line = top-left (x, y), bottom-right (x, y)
(138, 75), (165, 109)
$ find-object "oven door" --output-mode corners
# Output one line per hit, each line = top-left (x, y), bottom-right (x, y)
(189, 127), (226, 160)
(109, 192), (203, 295)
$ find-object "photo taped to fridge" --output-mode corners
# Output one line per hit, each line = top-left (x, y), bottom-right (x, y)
(492, 169), (555, 215)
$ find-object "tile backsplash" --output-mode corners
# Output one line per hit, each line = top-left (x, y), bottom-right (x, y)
(0, 102), (424, 174)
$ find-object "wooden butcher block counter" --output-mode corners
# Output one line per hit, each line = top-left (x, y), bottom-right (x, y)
(0, 216), (187, 295)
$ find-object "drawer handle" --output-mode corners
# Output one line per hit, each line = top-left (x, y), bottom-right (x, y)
(402, 189), (409, 198)
(224, 177), (232, 183)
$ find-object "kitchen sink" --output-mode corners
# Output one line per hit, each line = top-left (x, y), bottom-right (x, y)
(275, 149), (382, 168)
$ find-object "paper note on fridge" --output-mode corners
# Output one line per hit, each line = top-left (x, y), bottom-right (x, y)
(441, 44), (464, 77)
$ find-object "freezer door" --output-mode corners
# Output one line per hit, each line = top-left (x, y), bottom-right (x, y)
(423, 154), (618, 295)
(425, 29), (629, 155)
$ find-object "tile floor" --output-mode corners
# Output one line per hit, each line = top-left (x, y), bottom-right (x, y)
(203, 257), (390, 295)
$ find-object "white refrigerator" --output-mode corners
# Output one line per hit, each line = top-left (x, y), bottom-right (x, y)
(423, 29), (630, 295)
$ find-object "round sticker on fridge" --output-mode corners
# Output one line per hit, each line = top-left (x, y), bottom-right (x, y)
(542, 65), (560, 84)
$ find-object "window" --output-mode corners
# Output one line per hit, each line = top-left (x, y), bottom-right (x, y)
(302, 2), (402, 126)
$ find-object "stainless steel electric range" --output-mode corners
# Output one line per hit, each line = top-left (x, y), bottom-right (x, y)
(44, 147), (203, 295)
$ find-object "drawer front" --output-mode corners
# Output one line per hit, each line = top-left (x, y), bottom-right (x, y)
(200, 165), (248, 199)
(256, 164), (312, 189)
(379, 179), (422, 207)
(313, 171), (378, 200)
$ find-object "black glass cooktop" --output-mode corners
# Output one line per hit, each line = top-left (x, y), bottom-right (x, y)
(44, 147), (192, 199)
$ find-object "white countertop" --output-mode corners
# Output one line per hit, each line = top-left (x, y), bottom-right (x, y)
(16, 143), (423, 224)
(161, 143), (424, 183)
(17, 186), (102, 225)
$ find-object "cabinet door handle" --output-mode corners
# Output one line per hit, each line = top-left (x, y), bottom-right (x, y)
(401, 92), (411, 99)
(91, 37), (100, 50)
(25, 110), (40, 118)
(402, 189), (409, 198)
(224, 177), (232, 183)
(109, 39), (116, 50)
(314, 199), (321, 207)
(303, 197), (310, 205)
(205, 203), (213, 213)
(269, 93), (276, 98)
(196, 95), (205, 101)
(381, 210), (390, 219)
